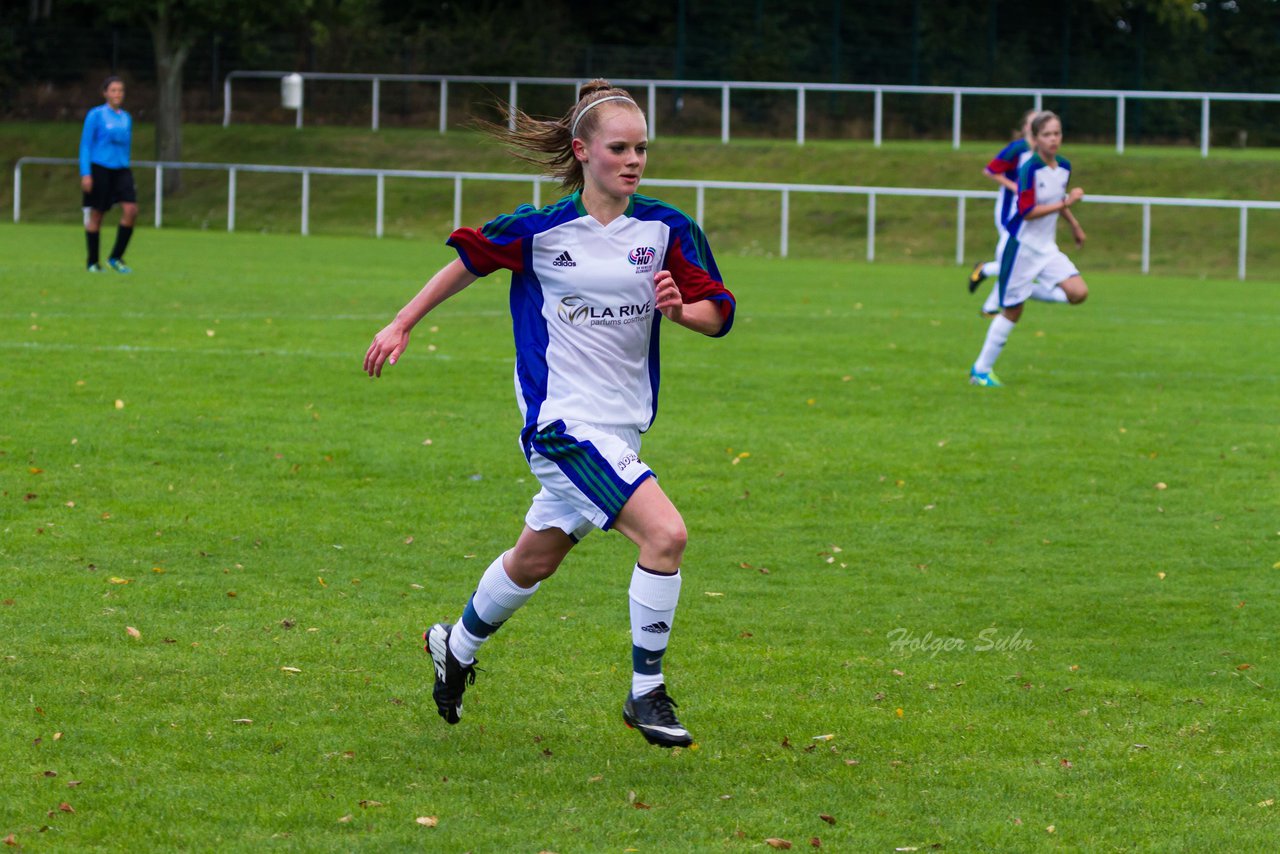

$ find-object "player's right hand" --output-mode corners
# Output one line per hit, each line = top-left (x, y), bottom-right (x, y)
(364, 322), (409, 378)
(1066, 187), (1084, 205)
(80, 176), (92, 193)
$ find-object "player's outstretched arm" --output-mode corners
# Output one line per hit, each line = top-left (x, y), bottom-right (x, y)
(983, 169), (1018, 194)
(364, 259), (478, 377)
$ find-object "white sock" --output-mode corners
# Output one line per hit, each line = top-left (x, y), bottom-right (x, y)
(1031, 283), (1069, 303)
(981, 260), (1000, 278)
(629, 565), (681, 698)
(974, 314), (1016, 374)
(981, 282), (1001, 315)
(449, 552), (539, 665)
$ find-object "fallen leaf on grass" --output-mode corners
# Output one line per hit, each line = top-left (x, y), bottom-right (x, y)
(633, 801), (651, 810)
(106, 577), (131, 585)
(114, 400), (124, 410)
(819, 814), (836, 825)
(52, 732), (62, 741)
(44, 771), (57, 778)
(765, 839), (793, 850)
(58, 803), (74, 813)
(125, 626), (141, 639)
(810, 839), (822, 849)
(359, 800), (383, 809)
(1237, 663), (1252, 671)
(415, 816), (438, 826)
(1257, 799), (1274, 808)
(280, 666), (301, 674)
(232, 718), (253, 725)
(812, 734), (835, 742)
(66, 781), (81, 788)
(3, 834), (16, 846)
(337, 814), (353, 823)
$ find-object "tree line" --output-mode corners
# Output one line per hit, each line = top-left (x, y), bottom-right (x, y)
(5, 1), (1279, 190)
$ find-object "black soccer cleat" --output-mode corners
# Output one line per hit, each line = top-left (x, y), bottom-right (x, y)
(968, 261), (988, 294)
(426, 623), (476, 725)
(623, 684), (694, 748)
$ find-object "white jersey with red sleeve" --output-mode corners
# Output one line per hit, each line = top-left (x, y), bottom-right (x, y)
(446, 191), (735, 447)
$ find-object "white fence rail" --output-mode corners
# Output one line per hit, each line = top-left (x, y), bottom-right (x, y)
(14, 157), (1280, 280)
(222, 70), (1280, 158)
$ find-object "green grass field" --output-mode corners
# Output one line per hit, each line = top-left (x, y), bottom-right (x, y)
(2, 223), (1277, 850)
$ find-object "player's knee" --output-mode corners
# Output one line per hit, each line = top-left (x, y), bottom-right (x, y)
(646, 516), (688, 564)
(1069, 285), (1088, 304)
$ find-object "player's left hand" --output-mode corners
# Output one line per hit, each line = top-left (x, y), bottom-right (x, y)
(654, 270), (683, 321)
(1073, 226), (1087, 247)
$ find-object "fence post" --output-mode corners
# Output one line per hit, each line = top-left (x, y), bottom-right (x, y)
(796, 88), (806, 146)
(1034, 92), (1042, 112)
(12, 162), (20, 223)
(439, 80), (448, 134)
(508, 80), (518, 132)
(780, 188), (789, 258)
(301, 170), (310, 235)
(227, 167), (236, 232)
(1201, 97), (1210, 158)
(223, 76), (232, 127)
(696, 184), (705, 227)
(1141, 203), (1150, 274)
(955, 196), (966, 265)
(648, 84), (657, 138)
(532, 178), (541, 209)
(873, 89), (883, 147)
(952, 90), (962, 149)
(376, 173), (385, 238)
(296, 81), (304, 130)
(721, 86), (730, 144)
(1238, 207), (1247, 280)
(372, 78), (380, 131)
(453, 175), (463, 231)
(1113, 95), (1125, 154)
(867, 192), (876, 262)
(154, 165), (163, 228)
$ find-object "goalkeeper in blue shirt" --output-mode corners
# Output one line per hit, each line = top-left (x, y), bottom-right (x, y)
(80, 76), (137, 273)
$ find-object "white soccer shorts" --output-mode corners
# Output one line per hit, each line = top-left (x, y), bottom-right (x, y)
(523, 419), (654, 539)
(999, 244), (1078, 308)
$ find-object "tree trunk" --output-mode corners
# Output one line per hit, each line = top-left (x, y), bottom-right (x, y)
(150, 6), (192, 196)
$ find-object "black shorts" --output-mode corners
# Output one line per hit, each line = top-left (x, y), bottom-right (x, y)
(82, 163), (137, 212)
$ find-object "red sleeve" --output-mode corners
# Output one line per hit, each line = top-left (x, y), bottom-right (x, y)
(665, 234), (736, 336)
(985, 155), (1016, 176)
(446, 227), (524, 277)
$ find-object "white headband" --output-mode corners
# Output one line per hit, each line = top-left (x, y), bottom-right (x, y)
(570, 95), (638, 138)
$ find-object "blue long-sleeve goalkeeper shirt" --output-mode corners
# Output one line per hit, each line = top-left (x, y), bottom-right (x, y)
(79, 104), (133, 175)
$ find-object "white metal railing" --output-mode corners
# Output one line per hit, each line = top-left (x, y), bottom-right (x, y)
(222, 70), (1280, 158)
(14, 156), (1280, 280)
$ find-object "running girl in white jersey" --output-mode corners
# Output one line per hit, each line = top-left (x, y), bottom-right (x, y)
(969, 111), (1087, 387)
(364, 79), (735, 747)
(969, 110), (1073, 314)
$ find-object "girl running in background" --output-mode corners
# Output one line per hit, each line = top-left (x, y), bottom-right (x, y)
(363, 79), (736, 748)
(969, 110), (1073, 315)
(969, 110), (1088, 387)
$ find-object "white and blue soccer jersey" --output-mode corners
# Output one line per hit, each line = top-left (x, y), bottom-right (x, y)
(79, 104), (133, 175)
(1007, 153), (1072, 252)
(985, 138), (1031, 232)
(447, 191), (735, 449)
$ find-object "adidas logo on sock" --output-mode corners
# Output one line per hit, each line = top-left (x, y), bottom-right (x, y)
(552, 251), (577, 267)
(641, 621), (670, 634)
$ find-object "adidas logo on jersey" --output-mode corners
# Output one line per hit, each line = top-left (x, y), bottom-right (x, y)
(641, 621), (670, 634)
(552, 251), (577, 267)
